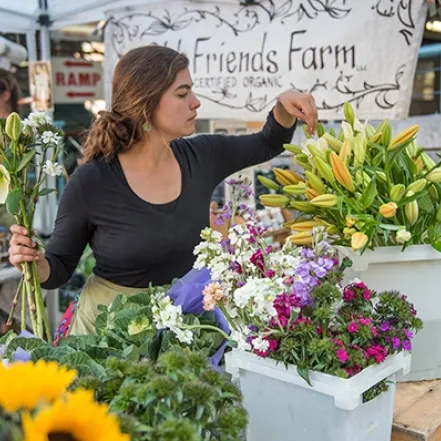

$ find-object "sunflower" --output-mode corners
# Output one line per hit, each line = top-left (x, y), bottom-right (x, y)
(0, 360), (77, 413)
(22, 389), (130, 441)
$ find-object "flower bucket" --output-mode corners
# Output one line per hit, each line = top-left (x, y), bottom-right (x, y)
(225, 349), (410, 441)
(339, 244), (441, 381)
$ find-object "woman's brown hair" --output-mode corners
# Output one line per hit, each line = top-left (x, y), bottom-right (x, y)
(0, 69), (21, 115)
(80, 45), (189, 164)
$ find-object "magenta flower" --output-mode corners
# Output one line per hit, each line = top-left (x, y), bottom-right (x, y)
(343, 288), (355, 302)
(404, 329), (414, 340)
(264, 269), (275, 278)
(250, 249), (265, 271)
(391, 337), (401, 349)
(402, 340), (412, 351)
(363, 289), (371, 300)
(371, 327), (378, 337)
(336, 349), (349, 363)
(348, 322), (358, 333)
(380, 321), (390, 332)
(358, 318), (371, 326)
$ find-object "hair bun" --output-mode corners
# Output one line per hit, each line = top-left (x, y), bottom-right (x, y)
(97, 110), (133, 147)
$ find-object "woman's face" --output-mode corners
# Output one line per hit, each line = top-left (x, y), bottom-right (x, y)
(154, 68), (201, 140)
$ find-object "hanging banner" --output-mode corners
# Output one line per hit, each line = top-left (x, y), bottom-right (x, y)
(104, 0), (427, 121)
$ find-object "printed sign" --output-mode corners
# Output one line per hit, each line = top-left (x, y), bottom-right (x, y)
(104, 0), (427, 120)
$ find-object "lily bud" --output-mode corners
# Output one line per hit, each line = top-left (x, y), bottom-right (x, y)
(396, 229), (412, 244)
(390, 184), (406, 203)
(343, 101), (355, 126)
(5, 112), (21, 143)
(406, 179), (426, 194)
(379, 202), (398, 218)
(351, 232), (369, 251)
(427, 168), (441, 183)
(310, 194), (338, 208)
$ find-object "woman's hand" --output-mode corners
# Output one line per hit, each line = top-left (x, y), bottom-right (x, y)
(274, 90), (318, 135)
(9, 224), (41, 271)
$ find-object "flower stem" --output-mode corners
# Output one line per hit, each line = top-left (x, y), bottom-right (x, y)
(32, 261), (52, 342)
(6, 276), (23, 327)
(184, 324), (231, 341)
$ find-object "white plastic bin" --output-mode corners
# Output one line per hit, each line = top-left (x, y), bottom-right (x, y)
(339, 244), (441, 381)
(226, 350), (411, 441)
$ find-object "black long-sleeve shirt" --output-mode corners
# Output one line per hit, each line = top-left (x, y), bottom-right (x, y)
(41, 111), (296, 290)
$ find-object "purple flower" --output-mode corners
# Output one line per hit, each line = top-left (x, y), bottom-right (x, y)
(220, 239), (235, 255)
(292, 281), (312, 306)
(230, 261), (243, 274)
(391, 337), (401, 349)
(264, 269), (275, 278)
(226, 178), (238, 185)
(402, 340), (412, 351)
(310, 261), (327, 278)
(404, 329), (414, 340)
(301, 248), (315, 259)
(380, 321), (391, 332)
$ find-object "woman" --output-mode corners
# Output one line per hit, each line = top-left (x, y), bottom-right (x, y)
(8, 45), (318, 338)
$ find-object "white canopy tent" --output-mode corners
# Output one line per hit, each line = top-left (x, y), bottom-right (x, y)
(0, 0), (167, 235)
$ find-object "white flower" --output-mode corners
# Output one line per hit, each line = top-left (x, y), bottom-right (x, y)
(341, 121), (354, 140)
(231, 330), (252, 351)
(40, 130), (62, 146)
(0, 165), (10, 204)
(252, 336), (270, 352)
(42, 160), (64, 177)
(174, 328), (193, 345)
(353, 117), (365, 134)
(26, 111), (51, 127)
(396, 229), (412, 244)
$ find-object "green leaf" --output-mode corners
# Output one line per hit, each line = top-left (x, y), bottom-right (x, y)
(297, 367), (312, 387)
(16, 150), (37, 173)
(121, 344), (140, 361)
(432, 240), (441, 253)
(6, 187), (21, 215)
(60, 352), (107, 380)
(39, 188), (57, 197)
(5, 337), (45, 359)
(379, 224), (405, 231)
(418, 193), (434, 214)
(361, 176), (377, 208)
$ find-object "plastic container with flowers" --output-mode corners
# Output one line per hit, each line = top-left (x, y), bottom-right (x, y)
(0, 359), (128, 441)
(258, 102), (441, 381)
(159, 179), (422, 441)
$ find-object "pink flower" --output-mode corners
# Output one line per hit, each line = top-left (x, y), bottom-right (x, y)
(250, 249), (266, 271)
(371, 327), (378, 337)
(354, 281), (367, 289)
(264, 269), (275, 277)
(365, 345), (387, 363)
(358, 318), (371, 326)
(268, 339), (278, 351)
(202, 282), (225, 311)
(333, 339), (344, 346)
(343, 288), (355, 302)
(363, 289), (371, 300)
(348, 322), (358, 333)
(336, 349), (349, 363)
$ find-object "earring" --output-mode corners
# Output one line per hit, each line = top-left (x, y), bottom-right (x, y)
(143, 122), (151, 132)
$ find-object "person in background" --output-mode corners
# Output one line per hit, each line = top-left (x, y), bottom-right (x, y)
(8, 45), (318, 340)
(0, 69), (21, 336)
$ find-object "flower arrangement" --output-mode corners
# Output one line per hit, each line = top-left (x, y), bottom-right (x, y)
(0, 359), (128, 441)
(0, 111), (65, 341)
(156, 179), (423, 393)
(258, 101), (441, 253)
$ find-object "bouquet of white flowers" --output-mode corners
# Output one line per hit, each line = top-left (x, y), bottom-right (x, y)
(0, 111), (65, 341)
